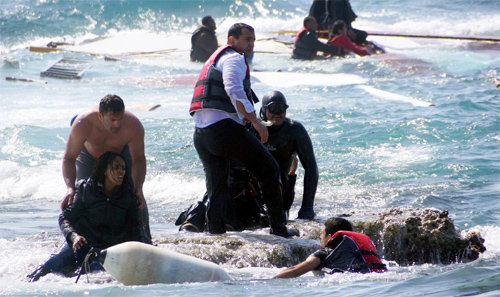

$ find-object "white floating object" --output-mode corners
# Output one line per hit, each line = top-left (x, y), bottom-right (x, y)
(97, 241), (231, 285)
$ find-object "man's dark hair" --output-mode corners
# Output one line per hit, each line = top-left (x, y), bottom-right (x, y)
(324, 217), (353, 236)
(332, 20), (346, 35)
(304, 16), (317, 28)
(201, 16), (214, 26)
(99, 94), (125, 114)
(227, 23), (254, 40)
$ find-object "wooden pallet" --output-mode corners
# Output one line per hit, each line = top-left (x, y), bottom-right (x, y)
(40, 57), (92, 79)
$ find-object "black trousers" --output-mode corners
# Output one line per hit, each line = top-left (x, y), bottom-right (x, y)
(194, 119), (286, 233)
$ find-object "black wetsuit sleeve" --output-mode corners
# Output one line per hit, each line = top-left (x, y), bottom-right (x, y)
(295, 123), (318, 210)
(283, 173), (297, 211)
(59, 181), (86, 245)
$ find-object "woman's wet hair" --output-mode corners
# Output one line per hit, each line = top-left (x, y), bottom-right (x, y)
(332, 20), (346, 36)
(91, 151), (128, 187)
(324, 217), (353, 236)
(99, 94), (125, 115)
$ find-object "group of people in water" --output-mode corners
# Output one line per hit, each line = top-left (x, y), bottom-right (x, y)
(191, 0), (382, 62)
(28, 0), (387, 282)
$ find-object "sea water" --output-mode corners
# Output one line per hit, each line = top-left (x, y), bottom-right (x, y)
(0, 0), (499, 296)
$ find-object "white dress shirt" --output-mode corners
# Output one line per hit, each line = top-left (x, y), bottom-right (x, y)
(193, 48), (255, 128)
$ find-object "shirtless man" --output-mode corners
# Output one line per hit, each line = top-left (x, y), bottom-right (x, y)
(61, 94), (151, 243)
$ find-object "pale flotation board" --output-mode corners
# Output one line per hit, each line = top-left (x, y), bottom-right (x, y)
(40, 57), (92, 79)
(96, 241), (231, 285)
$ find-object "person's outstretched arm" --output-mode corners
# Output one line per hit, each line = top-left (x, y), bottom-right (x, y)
(272, 255), (321, 279)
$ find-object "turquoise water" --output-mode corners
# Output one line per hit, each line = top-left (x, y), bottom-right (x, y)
(1, 0), (499, 296)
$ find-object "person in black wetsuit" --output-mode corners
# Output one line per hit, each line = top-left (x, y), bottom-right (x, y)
(309, 0), (368, 45)
(176, 90), (318, 232)
(27, 152), (146, 282)
(259, 90), (318, 220)
(272, 217), (386, 278)
(190, 16), (218, 62)
(292, 16), (340, 60)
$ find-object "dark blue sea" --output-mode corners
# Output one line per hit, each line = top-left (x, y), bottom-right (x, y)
(0, 0), (499, 296)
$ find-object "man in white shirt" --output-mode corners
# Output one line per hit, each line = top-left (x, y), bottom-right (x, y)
(189, 23), (299, 238)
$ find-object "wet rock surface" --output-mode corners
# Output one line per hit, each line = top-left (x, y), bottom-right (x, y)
(157, 208), (486, 268)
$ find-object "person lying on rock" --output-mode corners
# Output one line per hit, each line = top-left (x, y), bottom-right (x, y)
(273, 217), (386, 278)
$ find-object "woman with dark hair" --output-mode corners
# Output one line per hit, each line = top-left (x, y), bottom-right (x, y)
(27, 152), (145, 282)
(327, 20), (372, 57)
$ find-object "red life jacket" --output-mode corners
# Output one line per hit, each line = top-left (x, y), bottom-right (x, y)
(322, 231), (386, 273)
(189, 45), (254, 116)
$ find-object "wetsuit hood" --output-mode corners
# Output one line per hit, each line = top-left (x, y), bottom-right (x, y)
(259, 90), (288, 121)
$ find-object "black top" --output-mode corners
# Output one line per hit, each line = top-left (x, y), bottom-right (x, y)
(309, 0), (357, 29)
(190, 26), (218, 62)
(59, 178), (142, 249)
(292, 29), (340, 60)
(264, 119), (318, 211)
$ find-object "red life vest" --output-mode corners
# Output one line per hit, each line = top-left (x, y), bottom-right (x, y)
(189, 45), (254, 116)
(324, 231), (386, 273)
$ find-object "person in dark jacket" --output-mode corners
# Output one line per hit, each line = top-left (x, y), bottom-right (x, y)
(27, 152), (144, 282)
(292, 16), (340, 60)
(190, 16), (218, 62)
(259, 91), (318, 220)
(273, 217), (386, 278)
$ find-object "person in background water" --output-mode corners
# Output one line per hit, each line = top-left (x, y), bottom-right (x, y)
(61, 94), (151, 244)
(309, 0), (368, 45)
(190, 16), (219, 62)
(27, 152), (146, 282)
(327, 20), (373, 56)
(189, 22), (299, 238)
(272, 217), (387, 278)
(259, 90), (318, 220)
(292, 16), (341, 60)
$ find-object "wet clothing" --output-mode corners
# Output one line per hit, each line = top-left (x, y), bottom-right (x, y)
(313, 231), (386, 274)
(190, 25), (218, 62)
(292, 27), (340, 60)
(327, 34), (369, 56)
(191, 44), (288, 235)
(193, 119), (285, 234)
(60, 178), (142, 249)
(175, 164), (268, 232)
(30, 178), (143, 280)
(75, 145), (152, 244)
(309, 0), (367, 45)
(264, 119), (318, 219)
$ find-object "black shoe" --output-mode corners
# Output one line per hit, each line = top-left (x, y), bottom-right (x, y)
(179, 222), (201, 232)
(27, 265), (50, 282)
(270, 226), (300, 238)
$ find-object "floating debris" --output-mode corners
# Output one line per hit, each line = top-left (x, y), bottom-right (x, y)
(40, 57), (92, 79)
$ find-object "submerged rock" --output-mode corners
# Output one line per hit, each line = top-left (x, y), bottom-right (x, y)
(354, 208), (486, 265)
(158, 208), (485, 268)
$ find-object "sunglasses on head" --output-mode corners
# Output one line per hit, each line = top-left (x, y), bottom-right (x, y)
(266, 102), (288, 114)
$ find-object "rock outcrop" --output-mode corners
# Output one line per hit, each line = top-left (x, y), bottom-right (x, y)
(158, 208), (485, 268)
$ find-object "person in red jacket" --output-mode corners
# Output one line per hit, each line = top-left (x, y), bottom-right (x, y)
(272, 217), (386, 278)
(327, 20), (373, 57)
